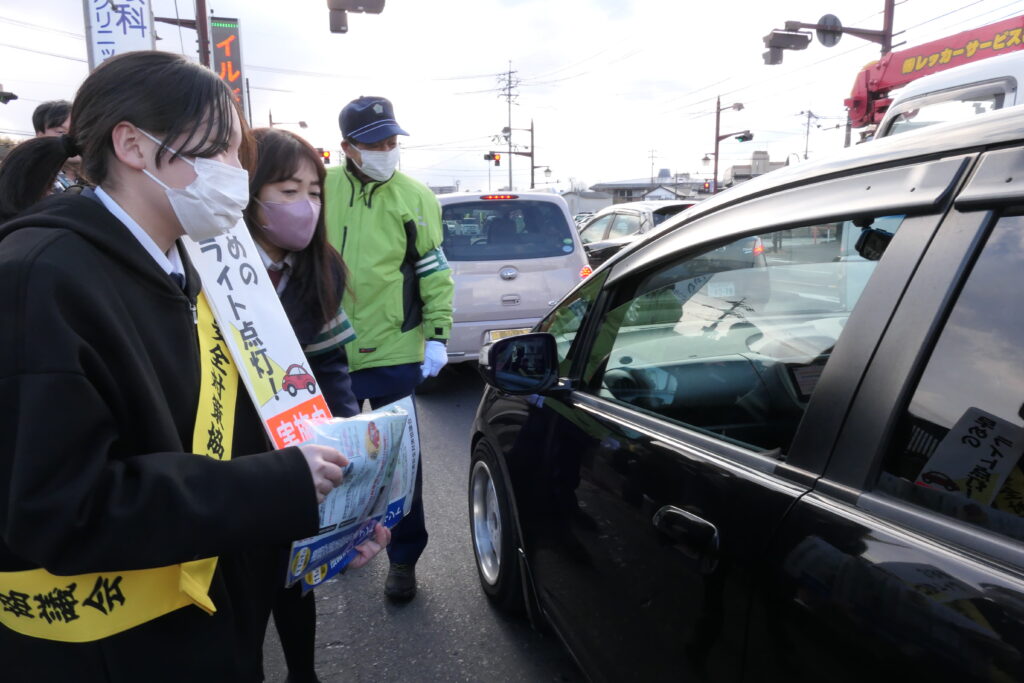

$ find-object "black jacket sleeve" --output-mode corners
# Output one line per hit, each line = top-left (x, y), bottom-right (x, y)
(0, 231), (318, 574)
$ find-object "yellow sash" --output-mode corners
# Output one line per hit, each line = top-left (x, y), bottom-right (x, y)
(0, 293), (238, 642)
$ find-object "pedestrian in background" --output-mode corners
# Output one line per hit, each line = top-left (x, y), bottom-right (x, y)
(31, 99), (84, 192)
(0, 51), (388, 682)
(244, 126), (361, 683)
(324, 95), (454, 601)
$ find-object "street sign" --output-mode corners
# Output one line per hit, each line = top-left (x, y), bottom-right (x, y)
(81, 0), (156, 70)
(210, 17), (249, 122)
(817, 14), (843, 48)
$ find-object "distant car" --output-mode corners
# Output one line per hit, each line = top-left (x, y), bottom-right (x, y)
(282, 364), (316, 396)
(468, 107), (1024, 682)
(437, 192), (590, 366)
(577, 199), (699, 266)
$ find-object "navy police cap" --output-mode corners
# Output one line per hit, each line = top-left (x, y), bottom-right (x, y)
(339, 96), (409, 143)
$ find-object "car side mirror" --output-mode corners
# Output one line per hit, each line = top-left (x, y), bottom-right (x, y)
(479, 333), (559, 395)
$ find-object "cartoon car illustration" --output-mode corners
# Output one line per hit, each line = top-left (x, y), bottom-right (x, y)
(920, 470), (960, 492)
(365, 421), (381, 459)
(283, 364), (316, 396)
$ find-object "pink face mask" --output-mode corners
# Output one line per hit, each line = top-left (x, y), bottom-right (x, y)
(257, 198), (320, 252)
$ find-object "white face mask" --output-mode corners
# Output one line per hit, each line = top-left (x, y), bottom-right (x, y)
(139, 130), (250, 242)
(351, 145), (400, 182)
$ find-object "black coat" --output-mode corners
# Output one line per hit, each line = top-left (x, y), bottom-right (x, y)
(279, 263), (360, 418)
(0, 192), (319, 682)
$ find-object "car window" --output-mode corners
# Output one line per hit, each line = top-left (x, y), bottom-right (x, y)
(579, 214), (614, 244)
(608, 213), (641, 238)
(580, 217), (905, 454)
(885, 82), (1008, 137)
(652, 205), (690, 227)
(441, 200), (575, 261)
(876, 215), (1024, 542)
(537, 271), (608, 375)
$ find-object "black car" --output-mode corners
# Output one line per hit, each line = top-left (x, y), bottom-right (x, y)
(468, 107), (1024, 682)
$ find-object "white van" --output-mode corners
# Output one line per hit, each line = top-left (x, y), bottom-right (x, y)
(876, 49), (1024, 139)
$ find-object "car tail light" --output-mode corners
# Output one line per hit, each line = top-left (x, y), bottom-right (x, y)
(579, 265), (593, 279)
(480, 194), (518, 200)
(752, 238), (765, 255)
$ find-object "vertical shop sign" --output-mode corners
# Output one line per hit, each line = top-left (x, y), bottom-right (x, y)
(210, 17), (248, 121)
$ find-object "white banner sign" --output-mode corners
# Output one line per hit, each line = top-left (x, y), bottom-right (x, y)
(83, 0), (156, 70)
(182, 222), (333, 448)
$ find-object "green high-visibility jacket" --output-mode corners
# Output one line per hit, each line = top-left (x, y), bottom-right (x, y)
(324, 164), (454, 373)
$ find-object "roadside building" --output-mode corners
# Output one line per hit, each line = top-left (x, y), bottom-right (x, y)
(722, 151), (786, 188)
(561, 189), (613, 215)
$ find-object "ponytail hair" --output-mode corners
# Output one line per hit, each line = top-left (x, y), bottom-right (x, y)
(0, 137), (72, 220)
(0, 50), (238, 222)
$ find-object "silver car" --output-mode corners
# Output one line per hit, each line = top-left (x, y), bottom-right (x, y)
(437, 192), (590, 364)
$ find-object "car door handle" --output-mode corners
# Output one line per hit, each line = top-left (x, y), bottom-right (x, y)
(652, 505), (718, 551)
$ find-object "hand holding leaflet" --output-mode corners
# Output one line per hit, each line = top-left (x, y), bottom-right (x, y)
(299, 444), (348, 503)
(286, 397), (419, 592)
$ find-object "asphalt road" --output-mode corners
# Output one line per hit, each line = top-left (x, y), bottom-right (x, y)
(262, 363), (582, 683)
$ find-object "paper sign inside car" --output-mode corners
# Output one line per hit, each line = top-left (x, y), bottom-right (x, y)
(915, 407), (1024, 504)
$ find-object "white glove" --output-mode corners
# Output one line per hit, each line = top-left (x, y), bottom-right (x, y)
(420, 340), (448, 379)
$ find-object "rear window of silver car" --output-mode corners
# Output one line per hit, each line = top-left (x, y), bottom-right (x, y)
(441, 200), (576, 261)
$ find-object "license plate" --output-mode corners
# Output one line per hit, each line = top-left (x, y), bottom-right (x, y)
(708, 282), (736, 298)
(486, 327), (532, 342)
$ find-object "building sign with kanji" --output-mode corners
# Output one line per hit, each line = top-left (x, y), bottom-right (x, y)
(182, 222), (332, 448)
(83, 0), (156, 70)
(210, 17), (249, 122)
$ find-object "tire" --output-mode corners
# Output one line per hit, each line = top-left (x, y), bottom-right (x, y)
(306, 382), (315, 394)
(468, 440), (525, 613)
(286, 384), (298, 397)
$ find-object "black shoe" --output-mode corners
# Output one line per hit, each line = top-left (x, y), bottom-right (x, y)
(384, 563), (417, 601)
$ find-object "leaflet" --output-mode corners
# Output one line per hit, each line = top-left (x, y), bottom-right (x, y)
(285, 397), (419, 593)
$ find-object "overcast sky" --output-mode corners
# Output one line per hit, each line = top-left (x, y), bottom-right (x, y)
(2, 0), (1022, 192)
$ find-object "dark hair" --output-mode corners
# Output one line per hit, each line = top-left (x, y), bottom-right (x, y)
(243, 127), (346, 326)
(31, 100), (72, 135)
(0, 51), (240, 221)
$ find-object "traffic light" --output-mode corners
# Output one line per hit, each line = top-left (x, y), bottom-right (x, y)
(316, 147), (331, 164)
(734, 131), (754, 142)
(702, 181), (711, 192)
(483, 152), (501, 166)
(762, 29), (811, 65)
(493, 153), (501, 167)
(327, 0), (386, 33)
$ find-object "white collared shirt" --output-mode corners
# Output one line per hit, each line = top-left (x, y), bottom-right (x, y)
(254, 242), (296, 294)
(93, 186), (186, 284)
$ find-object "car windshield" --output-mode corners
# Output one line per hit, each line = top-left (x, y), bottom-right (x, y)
(441, 200), (576, 261)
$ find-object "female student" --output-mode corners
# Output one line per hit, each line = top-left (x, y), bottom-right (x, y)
(0, 51), (388, 682)
(244, 126), (359, 683)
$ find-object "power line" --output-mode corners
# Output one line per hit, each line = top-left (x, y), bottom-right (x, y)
(0, 16), (84, 39)
(0, 42), (86, 63)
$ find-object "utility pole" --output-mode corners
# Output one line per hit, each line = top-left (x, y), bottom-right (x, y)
(529, 120), (535, 190)
(800, 110), (821, 159)
(648, 149), (657, 186)
(498, 62), (518, 190)
(154, 0), (211, 66)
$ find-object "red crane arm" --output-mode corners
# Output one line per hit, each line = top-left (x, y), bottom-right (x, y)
(845, 15), (1024, 128)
